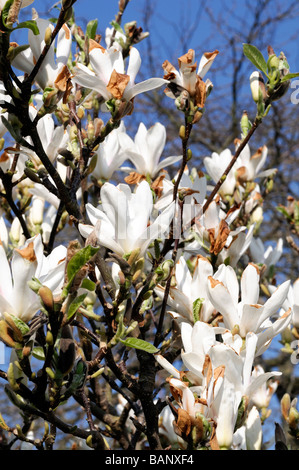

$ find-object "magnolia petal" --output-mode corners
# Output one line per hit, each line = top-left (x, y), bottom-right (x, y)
(245, 406), (262, 450)
(155, 155), (182, 175)
(245, 371), (282, 398)
(175, 257), (192, 299)
(240, 304), (263, 337)
(259, 280), (291, 325)
(198, 50), (219, 79)
(241, 263), (260, 305)
(242, 332), (258, 390)
(126, 47), (142, 84)
(155, 354), (180, 379)
(155, 286), (193, 322)
(106, 69), (130, 99)
(255, 309), (292, 356)
(207, 277), (239, 330)
(124, 78), (168, 101)
(73, 64), (110, 99)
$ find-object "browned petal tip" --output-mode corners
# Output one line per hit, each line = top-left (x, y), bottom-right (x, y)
(15, 242), (36, 262)
(106, 69), (130, 99)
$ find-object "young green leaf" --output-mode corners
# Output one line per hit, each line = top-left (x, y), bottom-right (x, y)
(110, 20), (124, 35)
(66, 245), (99, 288)
(243, 44), (268, 75)
(66, 293), (88, 322)
(119, 337), (159, 354)
(13, 20), (40, 36)
(81, 278), (96, 291)
(32, 346), (46, 361)
(280, 72), (299, 83)
(86, 19), (98, 40)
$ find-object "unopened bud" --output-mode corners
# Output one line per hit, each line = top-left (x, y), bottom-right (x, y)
(38, 286), (54, 311)
(267, 53), (280, 72)
(240, 111), (251, 137)
(289, 407), (299, 430)
(179, 125), (185, 140)
(44, 26), (53, 46)
(250, 71), (266, 103)
(281, 393), (291, 421)
(46, 330), (54, 345)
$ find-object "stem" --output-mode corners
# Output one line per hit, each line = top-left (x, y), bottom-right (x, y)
(0, 168), (31, 239)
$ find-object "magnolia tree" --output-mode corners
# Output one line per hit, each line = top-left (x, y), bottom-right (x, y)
(0, 0), (299, 452)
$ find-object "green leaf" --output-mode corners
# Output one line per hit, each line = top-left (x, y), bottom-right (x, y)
(276, 206), (292, 221)
(32, 346), (45, 361)
(86, 19), (98, 40)
(13, 20), (40, 36)
(66, 245), (99, 288)
(81, 278), (96, 291)
(243, 44), (268, 75)
(119, 337), (159, 354)
(66, 293), (88, 322)
(280, 72), (299, 83)
(110, 20), (124, 35)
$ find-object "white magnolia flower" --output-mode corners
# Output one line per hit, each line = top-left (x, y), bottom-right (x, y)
(155, 255), (215, 324)
(204, 148), (238, 196)
(73, 45), (167, 112)
(0, 234), (66, 323)
(118, 122), (182, 179)
(250, 365), (279, 410)
(235, 142), (275, 181)
(217, 224), (255, 267)
(204, 142), (275, 197)
(12, 18), (72, 89)
(207, 263), (291, 354)
(249, 237), (283, 273)
(193, 197), (240, 256)
(92, 121), (127, 181)
(162, 49), (218, 112)
(79, 180), (175, 257)
(272, 278), (299, 330)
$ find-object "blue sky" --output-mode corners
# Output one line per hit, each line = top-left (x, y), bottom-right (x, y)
(28, 0), (299, 72)
(70, 0), (299, 69)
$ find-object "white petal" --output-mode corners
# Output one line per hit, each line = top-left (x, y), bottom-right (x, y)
(124, 78), (168, 101)
(241, 263), (260, 305)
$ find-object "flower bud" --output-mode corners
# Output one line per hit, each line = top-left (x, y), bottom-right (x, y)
(250, 71), (266, 103)
(289, 406), (299, 430)
(240, 111), (251, 137)
(44, 26), (52, 46)
(267, 53), (280, 72)
(38, 286), (54, 311)
(281, 393), (291, 421)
